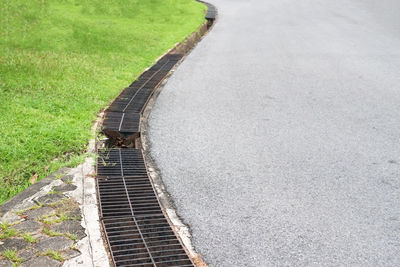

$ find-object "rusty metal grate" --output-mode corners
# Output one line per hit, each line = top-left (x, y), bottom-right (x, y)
(107, 54), (183, 115)
(107, 87), (153, 114)
(97, 148), (194, 267)
(102, 112), (141, 136)
(103, 54), (183, 143)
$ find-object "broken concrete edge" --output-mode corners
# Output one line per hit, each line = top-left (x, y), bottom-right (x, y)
(0, 112), (109, 267)
(139, 5), (217, 267)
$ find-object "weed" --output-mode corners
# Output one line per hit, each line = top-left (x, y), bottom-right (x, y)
(43, 227), (62, 237)
(0, 223), (18, 239)
(2, 249), (22, 264)
(54, 199), (79, 216)
(55, 214), (71, 223)
(48, 189), (57, 195)
(22, 232), (37, 243)
(40, 213), (71, 225)
(65, 233), (78, 241)
(39, 200), (78, 224)
(71, 214), (81, 221)
(54, 174), (64, 180)
(38, 214), (58, 225)
(16, 204), (42, 215)
(47, 199), (65, 208)
(42, 250), (64, 262)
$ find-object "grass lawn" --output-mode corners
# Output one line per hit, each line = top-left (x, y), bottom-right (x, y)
(0, 0), (206, 203)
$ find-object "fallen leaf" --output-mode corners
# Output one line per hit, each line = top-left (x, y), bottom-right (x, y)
(30, 173), (38, 184)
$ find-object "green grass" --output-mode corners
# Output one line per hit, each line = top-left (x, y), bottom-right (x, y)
(0, 0), (206, 203)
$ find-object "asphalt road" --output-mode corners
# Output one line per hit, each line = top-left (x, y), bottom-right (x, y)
(148, 0), (400, 266)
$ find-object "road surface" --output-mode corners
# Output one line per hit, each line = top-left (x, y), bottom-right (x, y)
(148, 0), (400, 266)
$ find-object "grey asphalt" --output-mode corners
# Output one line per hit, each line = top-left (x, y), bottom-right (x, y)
(148, 0), (400, 266)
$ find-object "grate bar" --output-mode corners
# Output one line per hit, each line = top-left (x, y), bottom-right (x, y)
(117, 149), (156, 266)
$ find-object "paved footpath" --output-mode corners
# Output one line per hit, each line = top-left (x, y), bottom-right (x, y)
(149, 0), (400, 266)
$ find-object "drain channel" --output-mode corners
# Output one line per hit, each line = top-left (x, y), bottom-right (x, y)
(103, 54), (183, 146)
(106, 54), (183, 115)
(97, 148), (194, 267)
(97, 4), (216, 265)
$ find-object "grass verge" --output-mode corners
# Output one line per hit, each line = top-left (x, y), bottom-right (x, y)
(0, 0), (206, 203)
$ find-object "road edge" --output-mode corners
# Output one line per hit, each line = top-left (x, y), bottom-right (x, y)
(140, 3), (217, 266)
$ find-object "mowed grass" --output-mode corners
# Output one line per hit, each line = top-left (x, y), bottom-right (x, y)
(0, 0), (206, 203)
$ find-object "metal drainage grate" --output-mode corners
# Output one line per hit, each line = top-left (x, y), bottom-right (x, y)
(102, 112), (141, 136)
(107, 87), (154, 114)
(103, 54), (183, 143)
(97, 148), (194, 267)
(108, 54), (183, 114)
